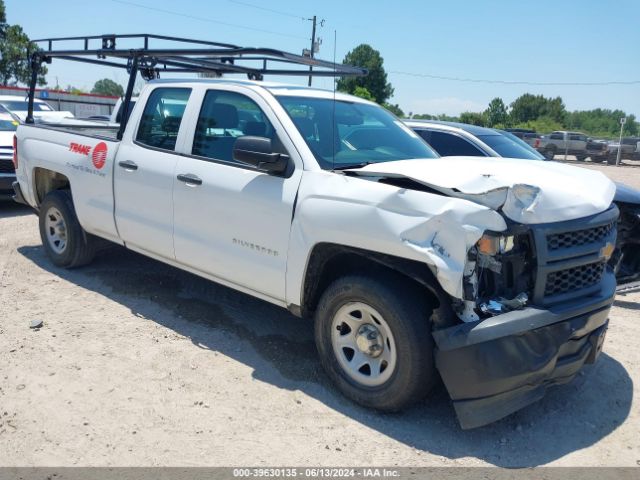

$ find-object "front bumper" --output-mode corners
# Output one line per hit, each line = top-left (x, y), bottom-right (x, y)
(433, 270), (616, 429)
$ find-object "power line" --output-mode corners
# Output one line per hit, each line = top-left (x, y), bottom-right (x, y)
(109, 0), (308, 40)
(389, 70), (640, 86)
(227, 0), (306, 21)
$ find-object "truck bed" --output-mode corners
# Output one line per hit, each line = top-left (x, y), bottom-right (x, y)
(30, 122), (120, 142)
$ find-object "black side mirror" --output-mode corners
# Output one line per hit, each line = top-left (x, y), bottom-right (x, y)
(233, 136), (289, 174)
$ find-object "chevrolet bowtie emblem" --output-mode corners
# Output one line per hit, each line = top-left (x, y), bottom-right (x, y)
(600, 242), (615, 260)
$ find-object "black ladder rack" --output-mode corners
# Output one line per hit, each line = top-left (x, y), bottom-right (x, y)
(26, 33), (367, 137)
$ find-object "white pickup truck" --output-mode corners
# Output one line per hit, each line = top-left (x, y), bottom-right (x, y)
(13, 78), (619, 429)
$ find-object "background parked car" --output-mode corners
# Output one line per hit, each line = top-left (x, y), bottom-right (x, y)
(405, 119), (640, 284)
(405, 120), (545, 160)
(606, 137), (640, 164)
(405, 120), (544, 160)
(0, 95), (74, 122)
(586, 138), (610, 163)
(0, 111), (19, 199)
(537, 131), (589, 161)
(504, 127), (536, 139)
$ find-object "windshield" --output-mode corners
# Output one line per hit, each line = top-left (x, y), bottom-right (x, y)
(481, 132), (545, 160)
(277, 96), (438, 169)
(0, 118), (19, 131)
(0, 100), (53, 112)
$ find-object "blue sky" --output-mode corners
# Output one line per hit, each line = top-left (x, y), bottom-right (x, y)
(5, 0), (640, 116)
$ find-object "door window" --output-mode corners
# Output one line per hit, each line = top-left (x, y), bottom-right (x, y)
(192, 90), (278, 164)
(136, 88), (191, 151)
(421, 130), (485, 156)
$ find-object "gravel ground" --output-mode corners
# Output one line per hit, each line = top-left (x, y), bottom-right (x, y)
(0, 159), (638, 467)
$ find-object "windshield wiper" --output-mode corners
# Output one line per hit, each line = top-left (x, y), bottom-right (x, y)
(332, 162), (373, 171)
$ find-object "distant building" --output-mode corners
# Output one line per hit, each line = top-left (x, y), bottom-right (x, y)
(0, 85), (118, 118)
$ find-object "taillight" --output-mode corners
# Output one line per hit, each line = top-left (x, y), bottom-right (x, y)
(534, 139), (540, 148)
(12, 135), (18, 169)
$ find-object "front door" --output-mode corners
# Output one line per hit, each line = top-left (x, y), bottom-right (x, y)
(172, 87), (302, 301)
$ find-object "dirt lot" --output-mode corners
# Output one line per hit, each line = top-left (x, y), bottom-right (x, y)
(1, 159), (639, 467)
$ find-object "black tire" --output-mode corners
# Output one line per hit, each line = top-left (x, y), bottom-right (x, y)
(591, 156), (605, 164)
(39, 190), (96, 268)
(607, 155), (618, 165)
(314, 274), (436, 412)
(544, 148), (556, 160)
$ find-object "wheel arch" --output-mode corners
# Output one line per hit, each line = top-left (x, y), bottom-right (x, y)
(32, 167), (71, 206)
(299, 242), (456, 328)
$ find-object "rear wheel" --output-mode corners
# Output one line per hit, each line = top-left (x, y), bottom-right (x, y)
(314, 274), (436, 411)
(39, 190), (96, 268)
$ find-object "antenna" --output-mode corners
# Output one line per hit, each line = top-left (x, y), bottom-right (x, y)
(332, 29), (337, 171)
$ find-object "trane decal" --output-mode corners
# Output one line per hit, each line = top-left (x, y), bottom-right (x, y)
(69, 142), (92, 155)
(92, 142), (108, 170)
(68, 141), (108, 170)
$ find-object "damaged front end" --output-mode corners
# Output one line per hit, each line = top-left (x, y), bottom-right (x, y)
(327, 159), (619, 428)
(434, 205), (619, 429)
(456, 226), (535, 322)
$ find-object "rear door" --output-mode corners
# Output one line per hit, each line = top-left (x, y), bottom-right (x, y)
(172, 86), (302, 302)
(114, 87), (191, 260)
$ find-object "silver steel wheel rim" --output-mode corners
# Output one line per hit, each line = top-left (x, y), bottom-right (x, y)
(331, 302), (397, 387)
(44, 207), (68, 254)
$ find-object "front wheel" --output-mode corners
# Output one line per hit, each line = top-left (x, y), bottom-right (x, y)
(39, 190), (96, 268)
(314, 275), (436, 411)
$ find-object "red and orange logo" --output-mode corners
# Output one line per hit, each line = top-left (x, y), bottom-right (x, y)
(69, 141), (108, 170)
(92, 142), (108, 170)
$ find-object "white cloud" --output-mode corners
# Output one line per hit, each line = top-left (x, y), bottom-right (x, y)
(405, 97), (486, 116)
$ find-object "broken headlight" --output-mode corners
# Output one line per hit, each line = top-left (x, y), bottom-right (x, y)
(477, 233), (515, 256)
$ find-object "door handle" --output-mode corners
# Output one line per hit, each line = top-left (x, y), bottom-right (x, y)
(118, 160), (138, 171)
(177, 173), (203, 186)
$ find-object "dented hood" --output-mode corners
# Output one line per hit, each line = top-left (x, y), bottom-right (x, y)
(347, 157), (616, 224)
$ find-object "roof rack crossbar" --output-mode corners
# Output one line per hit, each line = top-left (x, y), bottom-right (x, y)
(33, 33), (241, 50)
(25, 33), (367, 128)
(29, 33), (365, 77)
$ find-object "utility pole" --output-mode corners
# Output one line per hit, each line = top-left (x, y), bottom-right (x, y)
(307, 15), (317, 86)
(616, 117), (626, 167)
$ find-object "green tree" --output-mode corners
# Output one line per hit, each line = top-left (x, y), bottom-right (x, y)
(566, 109), (638, 138)
(0, 26), (47, 86)
(510, 94), (566, 124)
(459, 111), (486, 126)
(513, 117), (564, 134)
(336, 44), (394, 104)
(0, 1), (47, 86)
(383, 103), (404, 117)
(484, 97), (508, 127)
(91, 78), (124, 97)
(352, 86), (375, 101)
